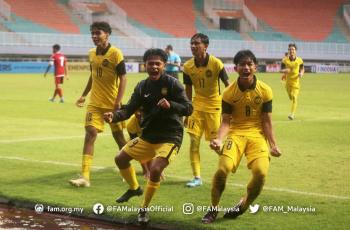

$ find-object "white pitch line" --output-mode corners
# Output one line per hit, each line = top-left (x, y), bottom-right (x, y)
(158, 175), (350, 201)
(0, 133), (111, 144)
(0, 156), (106, 170)
(1, 156), (349, 201)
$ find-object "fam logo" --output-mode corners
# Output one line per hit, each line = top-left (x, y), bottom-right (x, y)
(102, 59), (109, 67)
(205, 70), (212, 78)
(161, 87), (168, 96)
(254, 96), (262, 104)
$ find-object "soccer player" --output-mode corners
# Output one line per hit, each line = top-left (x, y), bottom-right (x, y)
(202, 50), (281, 224)
(183, 33), (229, 187)
(69, 21), (127, 187)
(164, 44), (181, 79)
(44, 44), (68, 103)
(280, 43), (304, 120)
(103, 48), (193, 223)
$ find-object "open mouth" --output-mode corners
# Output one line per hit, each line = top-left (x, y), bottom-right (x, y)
(241, 72), (250, 77)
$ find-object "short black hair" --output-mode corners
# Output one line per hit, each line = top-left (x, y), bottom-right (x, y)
(53, 44), (60, 51)
(166, 45), (173, 50)
(191, 33), (209, 45)
(90, 21), (112, 34)
(233, 50), (257, 65)
(143, 48), (168, 63)
(288, 43), (297, 50)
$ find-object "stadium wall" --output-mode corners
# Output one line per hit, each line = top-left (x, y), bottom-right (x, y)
(0, 61), (139, 73)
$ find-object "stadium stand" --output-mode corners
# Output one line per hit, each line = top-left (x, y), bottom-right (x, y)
(113, 0), (196, 37)
(195, 17), (243, 40)
(2, 14), (59, 34)
(245, 0), (348, 42)
(248, 21), (294, 41)
(0, 0), (349, 60)
(4, 0), (80, 34)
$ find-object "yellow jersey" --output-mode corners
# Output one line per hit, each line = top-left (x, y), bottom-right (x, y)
(282, 56), (303, 88)
(222, 76), (273, 137)
(88, 44), (125, 109)
(183, 54), (228, 113)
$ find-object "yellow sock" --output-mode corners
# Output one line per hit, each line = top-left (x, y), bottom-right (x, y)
(190, 134), (201, 177)
(141, 180), (160, 208)
(190, 160), (201, 178)
(82, 154), (93, 181)
(119, 166), (139, 190)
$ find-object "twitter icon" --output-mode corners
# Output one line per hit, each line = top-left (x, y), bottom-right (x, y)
(249, 204), (260, 214)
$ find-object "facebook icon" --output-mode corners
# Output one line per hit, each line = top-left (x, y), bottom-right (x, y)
(93, 203), (104, 215)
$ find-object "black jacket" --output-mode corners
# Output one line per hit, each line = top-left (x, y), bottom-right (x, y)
(112, 74), (193, 146)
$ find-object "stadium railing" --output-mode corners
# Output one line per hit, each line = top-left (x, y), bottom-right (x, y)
(0, 31), (349, 61)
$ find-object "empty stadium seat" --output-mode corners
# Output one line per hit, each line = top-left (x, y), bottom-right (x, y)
(245, 0), (347, 42)
(6, 0), (80, 34)
(113, 0), (196, 37)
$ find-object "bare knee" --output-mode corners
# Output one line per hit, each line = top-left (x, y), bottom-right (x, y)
(112, 131), (126, 149)
(253, 168), (268, 180)
(85, 127), (97, 143)
(149, 158), (168, 182)
(115, 151), (131, 169)
(150, 166), (162, 179)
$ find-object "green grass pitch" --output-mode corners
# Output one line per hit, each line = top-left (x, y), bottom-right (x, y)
(0, 72), (349, 229)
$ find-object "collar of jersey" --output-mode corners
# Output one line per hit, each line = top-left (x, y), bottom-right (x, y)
(237, 75), (257, 91)
(194, 53), (210, 67)
(96, 43), (111, 56)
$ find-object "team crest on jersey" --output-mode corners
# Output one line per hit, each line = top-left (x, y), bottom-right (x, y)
(254, 96), (262, 104)
(102, 59), (109, 67)
(161, 87), (168, 96)
(206, 70), (213, 78)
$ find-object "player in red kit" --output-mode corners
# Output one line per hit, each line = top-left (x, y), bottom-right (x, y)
(44, 44), (68, 103)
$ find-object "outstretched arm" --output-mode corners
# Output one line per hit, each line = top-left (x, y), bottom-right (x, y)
(104, 82), (142, 123)
(76, 75), (92, 107)
(168, 80), (193, 116)
(261, 112), (282, 157)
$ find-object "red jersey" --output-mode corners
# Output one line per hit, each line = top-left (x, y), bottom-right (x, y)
(50, 52), (67, 77)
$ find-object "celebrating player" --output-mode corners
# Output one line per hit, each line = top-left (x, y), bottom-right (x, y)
(183, 33), (229, 188)
(202, 50), (281, 224)
(69, 21), (127, 187)
(103, 48), (193, 223)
